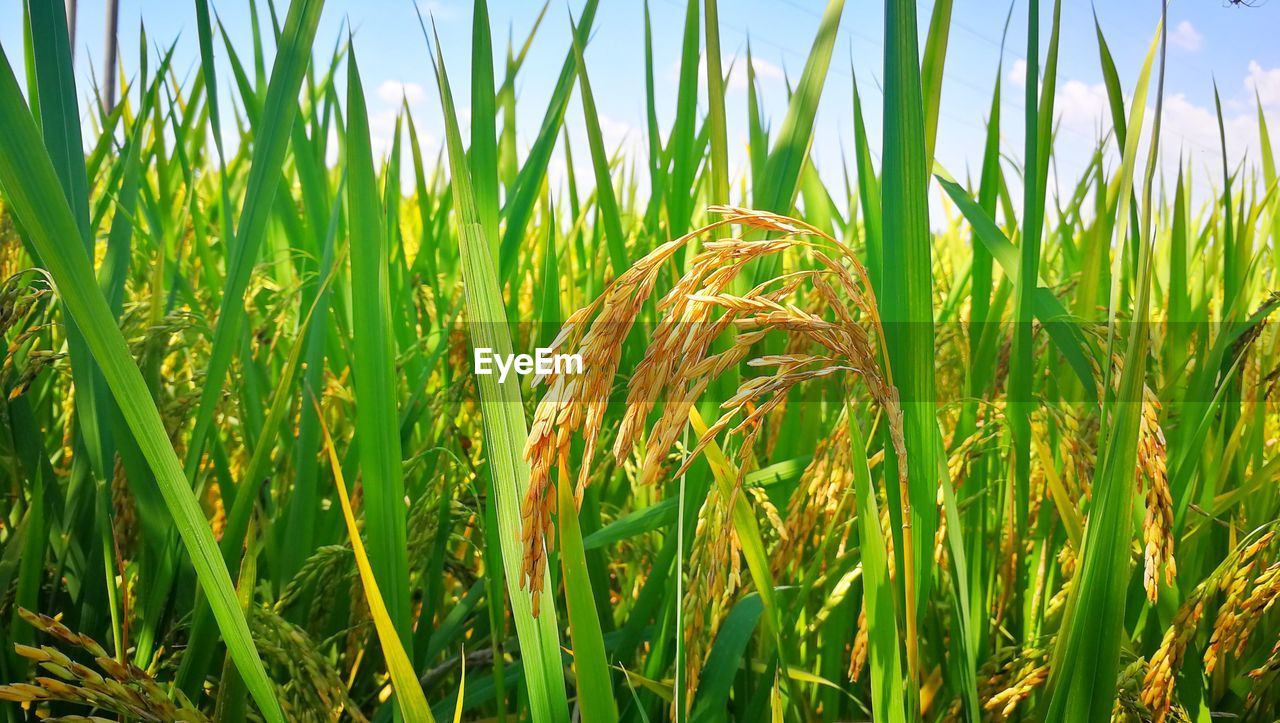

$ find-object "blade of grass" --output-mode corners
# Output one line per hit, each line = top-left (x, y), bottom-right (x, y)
(920, 0), (952, 168)
(745, 43), (768, 181)
(496, 0), (599, 284)
(345, 42), (414, 652)
(664, 0), (700, 242)
(751, 0), (845, 284)
(471, 0), (500, 258)
(557, 465), (619, 722)
(689, 594), (762, 722)
(496, 1), (550, 193)
(0, 41), (286, 723)
(279, 179), (343, 589)
(704, 0), (729, 211)
(1043, 14), (1165, 721)
(28, 0), (115, 492)
(688, 408), (808, 720)
(932, 425), (980, 722)
(640, 0), (667, 241)
(847, 405), (906, 723)
(852, 75), (882, 296)
(316, 398), (435, 723)
(175, 216), (342, 697)
(1009, 0), (1060, 631)
(935, 174), (1097, 397)
(880, 0), (934, 705)
(421, 13), (571, 722)
(183, 0), (325, 482)
(567, 12), (627, 279)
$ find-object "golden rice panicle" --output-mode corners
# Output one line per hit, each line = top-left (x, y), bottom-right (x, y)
(631, 237), (838, 491)
(849, 603), (869, 682)
(518, 451), (554, 613)
(652, 207), (902, 498)
(1062, 409), (1096, 501)
(1246, 633), (1280, 714)
(615, 243), (738, 464)
(523, 205), (905, 703)
(1, 609), (207, 722)
(947, 425), (992, 492)
(804, 562), (859, 638)
(982, 647), (1049, 720)
(679, 482), (741, 716)
(627, 263), (759, 488)
(1142, 531), (1273, 722)
(1140, 386), (1175, 603)
(986, 664), (1049, 719)
(519, 245), (674, 602)
(772, 419), (851, 573)
(749, 484), (787, 542)
(1233, 559), (1280, 657)
(110, 455), (138, 561)
(686, 208), (906, 470)
(685, 300), (902, 492)
(994, 506), (1019, 629)
(1205, 532), (1274, 675)
(1143, 594), (1203, 723)
(880, 497), (897, 582)
(519, 206), (909, 652)
(1045, 545), (1076, 622)
(520, 213), (756, 603)
(1094, 351), (1175, 603)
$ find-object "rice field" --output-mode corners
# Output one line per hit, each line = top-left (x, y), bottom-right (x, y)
(1, 0), (1279, 721)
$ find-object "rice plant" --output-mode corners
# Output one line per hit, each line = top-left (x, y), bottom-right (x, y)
(1, 0), (1280, 721)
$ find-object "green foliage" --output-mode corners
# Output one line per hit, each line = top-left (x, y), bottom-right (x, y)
(2, 2), (1279, 722)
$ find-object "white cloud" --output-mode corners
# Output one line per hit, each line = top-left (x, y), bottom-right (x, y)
(368, 109), (402, 160)
(548, 111), (647, 193)
(365, 80), (444, 191)
(1169, 20), (1202, 52)
(377, 80), (425, 106)
(597, 112), (636, 151)
(1009, 59), (1026, 88)
(1159, 93), (1220, 150)
(418, 1), (456, 20)
(1055, 79), (1110, 132)
(732, 55), (785, 90)
(1246, 60), (1280, 107)
(1157, 92), (1260, 162)
(990, 61), (1280, 208)
(672, 54), (786, 94)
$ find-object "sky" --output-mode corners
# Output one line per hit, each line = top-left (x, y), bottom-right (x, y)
(4, 0), (1280, 209)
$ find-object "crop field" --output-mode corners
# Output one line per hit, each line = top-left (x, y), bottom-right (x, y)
(1, 0), (1279, 720)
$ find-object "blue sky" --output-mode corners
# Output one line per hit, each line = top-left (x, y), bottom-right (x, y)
(4, 0), (1280, 203)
